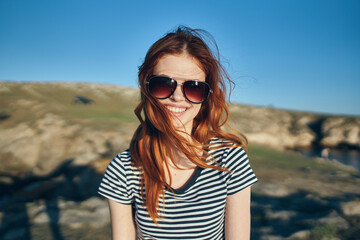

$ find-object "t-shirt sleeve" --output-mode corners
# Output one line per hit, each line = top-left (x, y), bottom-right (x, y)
(223, 145), (258, 196)
(97, 152), (134, 205)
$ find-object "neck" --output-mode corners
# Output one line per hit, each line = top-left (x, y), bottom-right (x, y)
(166, 138), (202, 170)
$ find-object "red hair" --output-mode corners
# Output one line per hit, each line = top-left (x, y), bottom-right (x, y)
(130, 26), (247, 223)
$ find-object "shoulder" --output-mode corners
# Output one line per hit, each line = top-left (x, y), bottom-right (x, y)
(117, 149), (132, 160)
(207, 137), (246, 156)
(108, 149), (131, 169)
(106, 150), (140, 177)
(207, 139), (257, 195)
(208, 137), (242, 148)
(98, 149), (139, 204)
(207, 138), (248, 167)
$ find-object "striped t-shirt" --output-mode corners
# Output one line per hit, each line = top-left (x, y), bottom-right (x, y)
(98, 138), (258, 239)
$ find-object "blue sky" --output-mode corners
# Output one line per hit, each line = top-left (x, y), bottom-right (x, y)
(1, 0), (359, 116)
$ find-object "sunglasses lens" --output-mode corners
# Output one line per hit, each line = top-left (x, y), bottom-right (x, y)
(148, 76), (175, 99)
(183, 81), (209, 103)
(148, 76), (211, 103)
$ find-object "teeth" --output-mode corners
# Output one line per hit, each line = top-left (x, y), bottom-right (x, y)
(166, 106), (186, 113)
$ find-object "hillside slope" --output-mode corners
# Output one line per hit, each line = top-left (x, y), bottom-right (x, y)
(1, 81), (359, 177)
(1, 81), (360, 239)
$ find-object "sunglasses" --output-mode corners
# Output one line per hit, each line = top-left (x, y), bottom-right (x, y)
(146, 75), (212, 104)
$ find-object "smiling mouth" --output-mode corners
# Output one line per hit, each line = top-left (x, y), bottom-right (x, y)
(166, 106), (187, 113)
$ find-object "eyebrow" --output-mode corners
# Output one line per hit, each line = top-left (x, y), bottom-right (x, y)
(155, 74), (202, 82)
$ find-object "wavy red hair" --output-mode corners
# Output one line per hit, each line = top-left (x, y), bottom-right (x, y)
(130, 26), (247, 223)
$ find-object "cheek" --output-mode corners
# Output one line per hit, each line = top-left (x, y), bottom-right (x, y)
(194, 104), (207, 120)
(193, 105), (202, 116)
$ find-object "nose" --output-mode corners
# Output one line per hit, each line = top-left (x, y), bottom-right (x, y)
(170, 83), (185, 102)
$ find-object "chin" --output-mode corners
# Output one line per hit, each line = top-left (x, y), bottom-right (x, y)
(171, 119), (192, 133)
(172, 119), (185, 129)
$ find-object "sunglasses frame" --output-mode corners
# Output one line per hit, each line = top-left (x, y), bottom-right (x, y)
(146, 75), (213, 104)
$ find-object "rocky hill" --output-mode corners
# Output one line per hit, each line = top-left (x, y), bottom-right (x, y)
(228, 105), (360, 151)
(1, 81), (359, 177)
(0, 82), (138, 177)
(1, 81), (359, 240)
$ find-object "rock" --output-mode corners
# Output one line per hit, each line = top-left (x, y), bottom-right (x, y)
(0, 202), (32, 240)
(259, 235), (284, 240)
(62, 167), (102, 200)
(288, 230), (311, 240)
(0, 113), (10, 121)
(227, 104), (360, 150)
(73, 96), (94, 104)
(28, 197), (110, 229)
(31, 205), (50, 224)
(265, 209), (297, 221)
(253, 182), (294, 197)
(340, 200), (360, 216)
(1, 82), (359, 181)
(0, 113), (130, 178)
(58, 197), (109, 229)
(314, 158), (357, 172)
(317, 211), (349, 229)
(1, 81), (360, 239)
(228, 105), (316, 150)
(1, 228), (30, 240)
(0, 123), (39, 171)
(321, 118), (360, 149)
(1, 197), (111, 239)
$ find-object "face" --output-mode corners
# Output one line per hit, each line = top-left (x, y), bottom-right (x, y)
(152, 54), (206, 134)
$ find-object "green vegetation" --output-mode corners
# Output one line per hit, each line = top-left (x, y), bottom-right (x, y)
(31, 224), (111, 240)
(248, 144), (345, 174)
(1, 81), (359, 240)
(310, 224), (338, 240)
(341, 216), (360, 240)
(1, 81), (357, 180)
(0, 82), (139, 129)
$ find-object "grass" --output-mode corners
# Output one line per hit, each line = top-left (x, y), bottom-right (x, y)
(247, 143), (360, 199)
(310, 224), (339, 240)
(2, 81), (358, 169)
(0, 82), (139, 129)
(31, 224), (111, 240)
(1, 81), (359, 193)
(1, 81), (359, 240)
(248, 143), (348, 174)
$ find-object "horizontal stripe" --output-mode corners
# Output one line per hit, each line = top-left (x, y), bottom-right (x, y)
(98, 138), (257, 239)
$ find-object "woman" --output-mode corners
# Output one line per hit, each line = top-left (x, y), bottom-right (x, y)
(98, 26), (257, 239)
